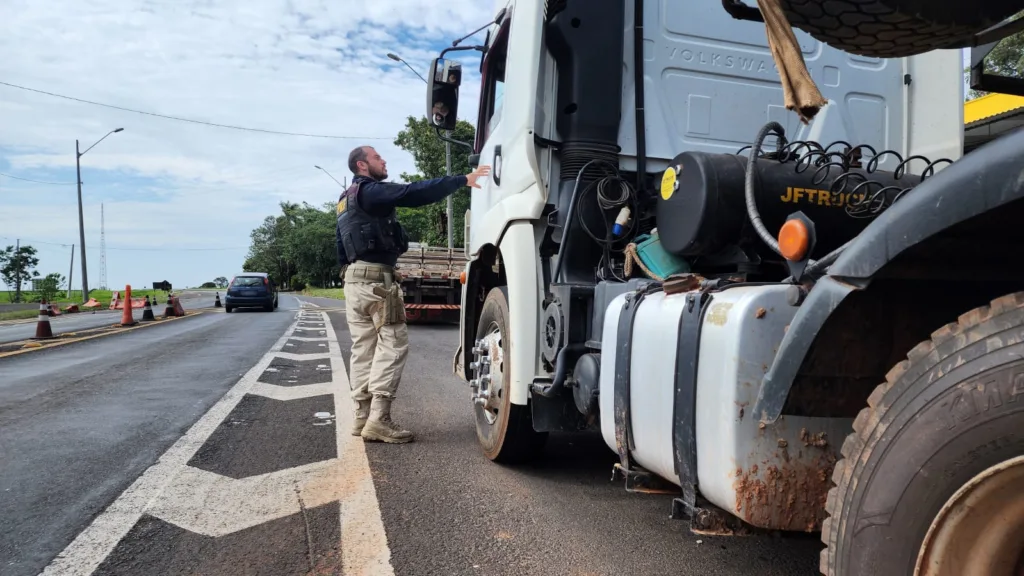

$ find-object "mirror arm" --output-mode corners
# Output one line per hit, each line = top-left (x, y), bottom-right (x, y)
(435, 127), (475, 151)
(439, 45), (487, 59)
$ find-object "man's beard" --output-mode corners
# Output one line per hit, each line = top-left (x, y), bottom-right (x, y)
(369, 166), (387, 181)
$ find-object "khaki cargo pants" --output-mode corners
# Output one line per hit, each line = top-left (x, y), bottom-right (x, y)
(343, 262), (409, 403)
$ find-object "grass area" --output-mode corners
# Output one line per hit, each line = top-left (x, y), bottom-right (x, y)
(1, 289), (172, 308)
(301, 287), (345, 300)
(0, 310), (39, 321)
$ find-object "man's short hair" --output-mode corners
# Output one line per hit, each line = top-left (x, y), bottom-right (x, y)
(348, 146), (369, 174)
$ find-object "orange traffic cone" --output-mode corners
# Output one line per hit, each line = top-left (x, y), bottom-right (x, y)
(121, 285), (138, 327)
(214, 292), (222, 308)
(33, 300), (54, 340)
(142, 296), (156, 321)
(164, 296), (176, 319)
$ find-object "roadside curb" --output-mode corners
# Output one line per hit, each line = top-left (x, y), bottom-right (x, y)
(0, 298), (212, 326)
(0, 311), (205, 360)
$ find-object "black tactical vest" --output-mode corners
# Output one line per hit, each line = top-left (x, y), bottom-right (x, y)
(335, 179), (409, 268)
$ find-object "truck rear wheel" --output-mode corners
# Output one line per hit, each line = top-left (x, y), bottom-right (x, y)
(471, 287), (547, 463)
(821, 291), (1024, 575)
(780, 0), (1024, 58)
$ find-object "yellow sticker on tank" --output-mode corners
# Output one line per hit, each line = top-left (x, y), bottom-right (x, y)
(661, 166), (677, 201)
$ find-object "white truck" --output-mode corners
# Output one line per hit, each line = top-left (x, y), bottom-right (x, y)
(423, 1), (1024, 574)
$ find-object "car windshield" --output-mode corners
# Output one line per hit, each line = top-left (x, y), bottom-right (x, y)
(232, 277), (264, 287)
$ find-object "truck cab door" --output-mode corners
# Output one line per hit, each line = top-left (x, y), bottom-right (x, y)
(467, 16), (511, 253)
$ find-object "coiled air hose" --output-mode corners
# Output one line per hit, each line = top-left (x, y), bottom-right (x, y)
(745, 121), (852, 277)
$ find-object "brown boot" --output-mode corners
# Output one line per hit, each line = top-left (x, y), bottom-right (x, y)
(360, 396), (413, 443)
(351, 400), (370, 436)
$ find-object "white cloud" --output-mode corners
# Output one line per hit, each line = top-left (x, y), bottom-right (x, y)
(0, 0), (492, 289)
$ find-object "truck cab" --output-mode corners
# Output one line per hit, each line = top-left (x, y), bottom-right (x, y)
(425, 1), (1024, 574)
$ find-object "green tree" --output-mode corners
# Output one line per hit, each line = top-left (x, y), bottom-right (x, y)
(393, 116), (477, 246)
(284, 202), (340, 289)
(243, 202), (302, 288)
(36, 272), (65, 303)
(0, 244), (40, 303)
(213, 276), (229, 288)
(243, 201), (342, 290)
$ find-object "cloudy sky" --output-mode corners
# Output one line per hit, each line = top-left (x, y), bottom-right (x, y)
(0, 0), (493, 291)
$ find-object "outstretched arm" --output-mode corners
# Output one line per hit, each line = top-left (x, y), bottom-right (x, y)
(361, 166), (493, 210)
(362, 175), (468, 210)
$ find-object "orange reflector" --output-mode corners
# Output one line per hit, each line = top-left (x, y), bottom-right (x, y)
(459, 271), (467, 285)
(778, 219), (810, 261)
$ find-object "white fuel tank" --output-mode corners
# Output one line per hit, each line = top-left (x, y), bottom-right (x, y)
(598, 284), (853, 532)
(598, 289), (687, 485)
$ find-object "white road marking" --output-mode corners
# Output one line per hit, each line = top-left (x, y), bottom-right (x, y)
(39, 332), (287, 576)
(250, 382), (335, 401)
(269, 351), (331, 362)
(322, 312), (395, 576)
(39, 310), (394, 576)
(145, 461), (346, 537)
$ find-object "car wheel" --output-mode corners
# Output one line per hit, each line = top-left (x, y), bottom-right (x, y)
(470, 286), (548, 464)
(821, 291), (1024, 575)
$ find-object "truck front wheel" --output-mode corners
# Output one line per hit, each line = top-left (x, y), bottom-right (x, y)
(470, 287), (547, 463)
(821, 292), (1024, 575)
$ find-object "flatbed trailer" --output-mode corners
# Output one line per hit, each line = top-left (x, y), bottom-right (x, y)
(395, 243), (463, 323)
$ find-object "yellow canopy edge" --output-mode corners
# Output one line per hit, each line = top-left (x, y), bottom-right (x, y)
(964, 92), (1024, 125)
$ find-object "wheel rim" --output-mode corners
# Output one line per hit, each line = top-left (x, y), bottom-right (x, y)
(472, 322), (504, 426)
(915, 454), (1024, 576)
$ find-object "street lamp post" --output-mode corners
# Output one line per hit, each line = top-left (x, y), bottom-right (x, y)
(76, 127), (123, 303)
(314, 165), (347, 188)
(386, 52), (427, 83)
(388, 52), (454, 251)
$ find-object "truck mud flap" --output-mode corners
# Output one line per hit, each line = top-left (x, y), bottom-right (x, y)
(405, 303), (460, 324)
(613, 285), (662, 471)
(672, 291), (710, 518)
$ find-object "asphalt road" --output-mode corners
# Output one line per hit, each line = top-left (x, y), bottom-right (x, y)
(0, 292), (219, 344)
(0, 295), (299, 576)
(0, 293), (821, 576)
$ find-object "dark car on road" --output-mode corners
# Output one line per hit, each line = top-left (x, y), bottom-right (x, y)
(224, 273), (278, 312)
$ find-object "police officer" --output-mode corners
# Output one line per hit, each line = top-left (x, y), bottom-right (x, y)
(337, 145), (490, 443)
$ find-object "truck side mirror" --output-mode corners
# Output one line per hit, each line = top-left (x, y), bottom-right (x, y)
(427, 58), (461, 132)
(469, 154), (480, 168)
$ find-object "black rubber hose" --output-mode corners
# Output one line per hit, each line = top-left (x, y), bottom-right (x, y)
(531, 344), (586, 398)
(745, 121), (786, 256)
(553, 159), (617, 284)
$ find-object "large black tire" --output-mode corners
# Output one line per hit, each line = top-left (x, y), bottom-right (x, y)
(779, 0), (1024, 58)
(473, 287), (548, 463)
(821, 291), (1024, 575)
